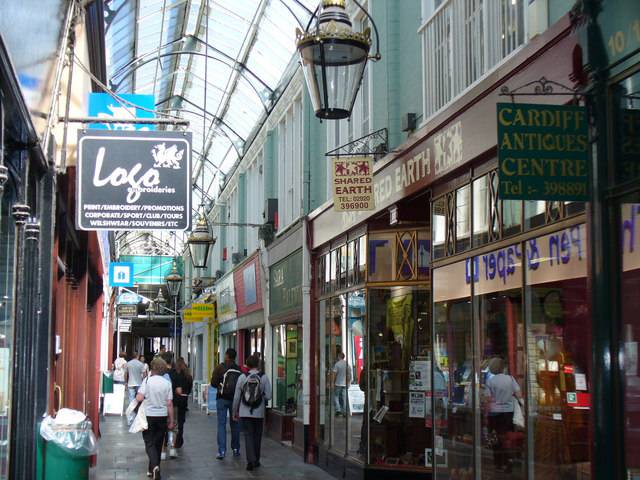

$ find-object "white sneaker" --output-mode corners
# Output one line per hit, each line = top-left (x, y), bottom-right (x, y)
(160, 452), (167, 461)
(169, 448), (177, 458)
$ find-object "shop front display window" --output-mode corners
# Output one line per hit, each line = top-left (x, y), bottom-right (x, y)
(524, 224), (591, 479)
(433, 261), (473, 478)
(472, 244), (525, 479)
(368, 287), (431, 471)
(0, 195), (16, 478)
(273, 324), (303, 416)
(620, 195), (640, 477)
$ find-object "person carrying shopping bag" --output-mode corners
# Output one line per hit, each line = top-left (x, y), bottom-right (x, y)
(136, 357), (174, 480)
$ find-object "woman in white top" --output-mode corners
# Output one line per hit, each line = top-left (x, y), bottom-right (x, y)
(112, 352), (128, 384)
(485, 357), (522, 473)
(136, 357), (174, 480)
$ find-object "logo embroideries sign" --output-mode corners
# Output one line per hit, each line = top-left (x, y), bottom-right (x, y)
(77, 130), (192, 231)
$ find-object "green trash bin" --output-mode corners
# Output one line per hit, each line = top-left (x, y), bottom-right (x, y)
(37, 435), (89, 480)
(102, 372), (114, 394)
(37, 412), (96, 480)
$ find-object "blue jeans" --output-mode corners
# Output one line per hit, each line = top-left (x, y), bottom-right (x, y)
(128, 386), (139, 405)
(334, 386), (347, 414)
(216, 398), (240, 454)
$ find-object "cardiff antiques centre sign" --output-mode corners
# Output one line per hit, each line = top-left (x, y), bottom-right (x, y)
(497, 103), (589, 201)
(77, 130), (192, 231)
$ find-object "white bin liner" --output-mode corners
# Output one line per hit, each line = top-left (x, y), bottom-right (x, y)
(40, 408), (98, 457)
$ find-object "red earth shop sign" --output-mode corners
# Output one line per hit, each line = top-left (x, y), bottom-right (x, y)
(332, 156), (375, 211)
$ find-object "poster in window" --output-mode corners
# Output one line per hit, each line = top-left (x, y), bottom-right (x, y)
(409, 391), (426, 418)
(409, 360), (431, 391)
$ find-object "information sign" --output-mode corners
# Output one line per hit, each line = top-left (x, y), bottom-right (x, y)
(117, 304), (138, 318)
(497, 103), (589, 201)
(77, 130), (192, 231)
(332, 156), (374, 211)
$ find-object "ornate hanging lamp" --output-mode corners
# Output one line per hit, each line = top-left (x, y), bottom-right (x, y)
(187, 211), (216, 269)
(165, 258), (183, 297)
(296, 0), (381, 120)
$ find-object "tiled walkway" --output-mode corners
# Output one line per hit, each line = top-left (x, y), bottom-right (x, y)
(91, 407), (334, 480)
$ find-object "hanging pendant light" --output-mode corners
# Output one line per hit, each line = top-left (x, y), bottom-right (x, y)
(146, 301), (155, 322)
(165, 258), (183, 298)
(187, 211), (216, 269)
(154, 288), (167, 314)
(296, 0), (381, 120)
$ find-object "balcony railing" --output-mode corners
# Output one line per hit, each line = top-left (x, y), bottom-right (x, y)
(420, 0), (526, 119)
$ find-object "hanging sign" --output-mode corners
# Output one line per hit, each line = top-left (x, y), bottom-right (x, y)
(117, 304), (138, 318)
(77, 130), (192, 231)
(497, 103), (589, 201)
(332, 156), (375, 211)
(191, 303), (214, 318)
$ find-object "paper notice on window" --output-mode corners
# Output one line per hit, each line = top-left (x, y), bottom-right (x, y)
(574, 373), (588, 391)
(409, 392), (426, 418)
(409, 360), (431, 391)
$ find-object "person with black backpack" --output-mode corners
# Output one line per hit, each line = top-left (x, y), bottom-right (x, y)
(232, 354), (272, 471)
(210, 348), (242, 460)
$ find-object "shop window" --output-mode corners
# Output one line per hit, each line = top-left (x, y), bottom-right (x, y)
(433, 261), (473, 478)
(524, 224), (591, 479)
(613, 70), (640, 185)
(339, 244), (348, 290)
(620, 196), (640, 477)
(456, 185), (471, 252)
(0, 195), (16, 473)
(472, 244), (526, 479)
(368, 287), (431, 470)
(473, 175), (490, 246)
(330, 249), (337, 292)
(503, 198), (522, 238)
(524, 201), (546, 230)
(317, 291), (368, 461)
(369, 230), (430, 283)
(273, 324), (303, 416)
(433, 196), (447, 259)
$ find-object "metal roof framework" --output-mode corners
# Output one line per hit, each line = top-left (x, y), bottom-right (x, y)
(104, 0), (315, 255)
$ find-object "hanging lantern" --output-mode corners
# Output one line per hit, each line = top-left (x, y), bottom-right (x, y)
(154, 288), (167, 314)
(296, 0), (380, 120)
(187, 212), (216, 269)
(146, 301), (155, 322)
(165, 258), (183, 298)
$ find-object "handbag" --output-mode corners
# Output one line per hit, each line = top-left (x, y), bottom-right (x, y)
(513, 397), (525, 430)
(129, 400), (148, 433)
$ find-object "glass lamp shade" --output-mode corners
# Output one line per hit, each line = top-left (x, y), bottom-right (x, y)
(165, 260), (183, 298)
(146, 301), (155, 321)
(154, 289), (167, 313)
(188, 213), (216, 269)
(296, 2), (371, 119)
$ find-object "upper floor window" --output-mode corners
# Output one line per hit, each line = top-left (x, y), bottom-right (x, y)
(420, 0), (526, 120)
(277, 96), (303, 230)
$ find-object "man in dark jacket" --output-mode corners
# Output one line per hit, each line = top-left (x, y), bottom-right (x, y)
(211, 348), (242, 459)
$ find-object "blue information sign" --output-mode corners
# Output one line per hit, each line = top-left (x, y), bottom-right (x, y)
(109, 262), (135, 287)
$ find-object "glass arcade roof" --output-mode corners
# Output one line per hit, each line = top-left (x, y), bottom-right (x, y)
(104, 0), (315, 254)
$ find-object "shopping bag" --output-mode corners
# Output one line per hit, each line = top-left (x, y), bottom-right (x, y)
(513, 398), (524, 430)
(129, 401), (148, 433)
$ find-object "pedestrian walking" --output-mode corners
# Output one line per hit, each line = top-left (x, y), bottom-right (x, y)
(112, 351), (128, 385)
(136, 357), (174, 480)
(232, 355), (272, 471)
(172, 357), (193, 449)
(127, 352), (146, 405)
(332, 352), (349, 415)
(210, 348), (242, 459)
